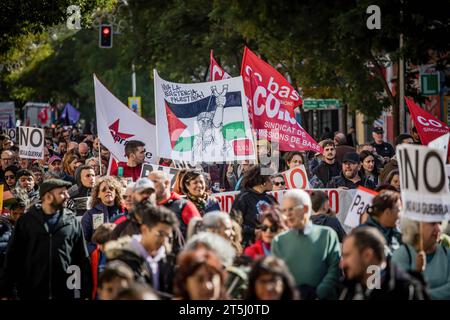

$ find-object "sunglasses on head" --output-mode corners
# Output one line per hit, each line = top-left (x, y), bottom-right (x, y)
(260, 225), (278, 233)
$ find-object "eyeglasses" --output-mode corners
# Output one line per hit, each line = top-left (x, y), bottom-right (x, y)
(100, 186), (115, 192)
(273, 181), (285, 186)
(5, 175), (15, 180)
(259, 224), (278, 233)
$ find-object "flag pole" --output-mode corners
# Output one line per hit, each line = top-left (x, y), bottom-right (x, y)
(98, 141), (103, 176)
(419, 221), (424, 251)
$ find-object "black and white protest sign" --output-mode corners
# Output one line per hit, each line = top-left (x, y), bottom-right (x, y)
(1, 128), (17, 142)
(397, 144), (450, 222)
(140, 163), (179, 188)
(344, 186), (378, 228)
(18, 126), (44, 159)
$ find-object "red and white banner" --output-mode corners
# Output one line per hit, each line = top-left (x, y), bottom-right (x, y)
(94, 75), (157, 163)
(212, 188), (355, 227)
(405, 96), (450, 146)
(210, 50), (231, 81)
(280, 165), (310, 189)
(241, 47), (302, 114)
(247, 73), (321, 153)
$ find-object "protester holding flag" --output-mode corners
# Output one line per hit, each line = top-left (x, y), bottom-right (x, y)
(231, 165), (277, 247)
(392, 217), (450, 300)
(180, 170), (220, 216)
(110, 140), (146, 182)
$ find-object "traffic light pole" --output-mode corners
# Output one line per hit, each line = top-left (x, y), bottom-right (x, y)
(132, 63), (136, 96)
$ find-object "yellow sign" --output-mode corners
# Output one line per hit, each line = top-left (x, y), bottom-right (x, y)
(128, 97), (142, 116)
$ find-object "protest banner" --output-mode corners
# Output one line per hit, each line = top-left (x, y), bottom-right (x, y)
(154, 70), (255, 163)
(1, 128), (17, 142)
(94, 75), (157, 163)
(344, 186), (378, 228)
(140, 163), (179, 188)
(405, 97), (450, 146)
(18, 126), (44, 159)
(397, 144), (450, 222)
(211, 188), (355, 229)
(210, 50), (231, 81)
(280, 165), (310, 189)
(241, 47), (321, 153)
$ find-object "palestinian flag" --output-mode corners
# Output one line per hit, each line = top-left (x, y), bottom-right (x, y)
(164, 91), (253, 156)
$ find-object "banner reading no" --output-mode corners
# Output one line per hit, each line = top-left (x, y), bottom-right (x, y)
(396, 144), (450, 222)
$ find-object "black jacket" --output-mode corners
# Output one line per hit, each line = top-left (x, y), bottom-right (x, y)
(67, 166), (93, 217)
(339, 261), (429, 300)
(310, 214), (347, 242)
(312, 161), (341, 186)
(0, 204), (92, 300)
(231, 188), (277, 246)
(104, 236), (176, 299)
(327, 172), (377, 190)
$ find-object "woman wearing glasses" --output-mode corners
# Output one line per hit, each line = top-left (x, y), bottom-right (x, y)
(244, 210), (285, 260)
(270, 174), (286, 191)
(81, 176), (126, 253)
(2, 165), (18, 191)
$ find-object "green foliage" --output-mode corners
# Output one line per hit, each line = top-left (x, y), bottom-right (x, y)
(0, 0), (448, 125)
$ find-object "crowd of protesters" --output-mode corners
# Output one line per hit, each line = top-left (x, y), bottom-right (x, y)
(0, 123), (449, 301)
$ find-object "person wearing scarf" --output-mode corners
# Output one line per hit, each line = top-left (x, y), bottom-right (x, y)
(180, 170), (220, 216)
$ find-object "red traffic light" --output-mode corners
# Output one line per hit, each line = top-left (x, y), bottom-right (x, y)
(99, 24), (113, 48)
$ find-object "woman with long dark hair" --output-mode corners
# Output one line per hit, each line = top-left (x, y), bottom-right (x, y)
(359, 150), (379, 186)
(246, 256), (300, 300)
(231, 165), (277, 247)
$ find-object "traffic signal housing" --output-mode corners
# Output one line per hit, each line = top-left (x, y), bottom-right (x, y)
(99, 24), (113, 48)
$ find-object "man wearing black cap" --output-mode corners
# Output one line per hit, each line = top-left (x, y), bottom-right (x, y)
(371, 127), (395, 162)
(327, 153), (376, 190)
(0, 179), (92, 300)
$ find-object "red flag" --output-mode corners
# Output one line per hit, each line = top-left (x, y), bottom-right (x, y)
(241, 47), (302, 116)
(38, 107), (49, 125)
(209, 50), (231, 81)
(248, 73), (322, 153)
(405, 97), (449, 145)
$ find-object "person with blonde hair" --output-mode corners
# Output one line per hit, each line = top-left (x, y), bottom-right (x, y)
(81, 176), (126, 253)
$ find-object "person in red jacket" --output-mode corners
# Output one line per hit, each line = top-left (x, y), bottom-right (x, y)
(244, 210), (285, 260)
(148, 170), (200, 241)
(110, 140), (146, 182)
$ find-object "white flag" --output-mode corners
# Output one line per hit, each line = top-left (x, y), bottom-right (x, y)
(94, 75), (157, 163)
(154, 70), (255, 163)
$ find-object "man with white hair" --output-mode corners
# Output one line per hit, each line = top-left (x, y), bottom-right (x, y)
(271, 189), (341, 300)
(202, 211), (234, 243)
